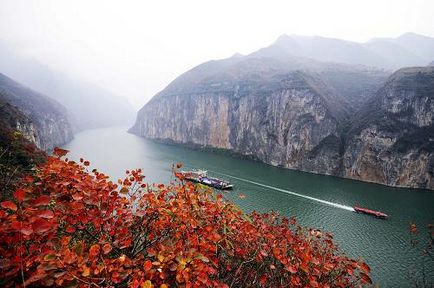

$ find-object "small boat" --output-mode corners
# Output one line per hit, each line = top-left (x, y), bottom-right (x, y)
(353, 205), (388, 219)
(177, 170), (234, 190)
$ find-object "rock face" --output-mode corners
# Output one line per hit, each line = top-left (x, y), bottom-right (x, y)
(0, 73), (73, 150)
(132, 68), (351, 175)
(344, 67), (434, 189)
(131, 49), (387, 173)
(131, 42), (434, 190)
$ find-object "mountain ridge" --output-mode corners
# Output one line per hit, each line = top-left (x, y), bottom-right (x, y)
(254, 32), (434, 69)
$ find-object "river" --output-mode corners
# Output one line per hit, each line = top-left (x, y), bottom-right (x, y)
(63, 126), (434, 286)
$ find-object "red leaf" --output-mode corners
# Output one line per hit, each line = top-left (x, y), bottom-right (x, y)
(359, 262), (371, 274)
(143, 260), (152, 272)
(89, 244), (100, 258)
(259, 274), (267, 286)
(360, 272), (372, 284)
(102, 243), (112, 254)
(287, 265), (297, 274)
(1, 201), (17, 211)
(33, 219), (54, 234)
(72, 193), (83, 201)
(21, 226), (33, 235)
(83, 161), (90, 166)
(66, 226), (76, 233)
(82, 266), (90, 277)
(309, 279), (319, 287)
(53, 147), (69, 157)
(33, 195), (51, 206)
(37, 210), (54, 219)
(131, 279), (140, 288)
(14, 189), (25, 202)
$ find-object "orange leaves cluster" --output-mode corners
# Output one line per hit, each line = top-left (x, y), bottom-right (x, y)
(0, 151), (372, 287)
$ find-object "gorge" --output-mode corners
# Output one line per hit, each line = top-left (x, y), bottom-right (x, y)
(130, 34), (434, 190)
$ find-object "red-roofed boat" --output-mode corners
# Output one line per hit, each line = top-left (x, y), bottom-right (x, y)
(354, 206), (388, 219)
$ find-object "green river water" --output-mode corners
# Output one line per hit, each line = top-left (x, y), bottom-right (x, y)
(63, 126), (434, 287)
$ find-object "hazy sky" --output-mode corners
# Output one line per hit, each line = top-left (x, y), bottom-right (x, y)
(1, 0), (433, 108)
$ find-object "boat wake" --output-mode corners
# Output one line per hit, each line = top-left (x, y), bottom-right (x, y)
(211, 171), (355, 212)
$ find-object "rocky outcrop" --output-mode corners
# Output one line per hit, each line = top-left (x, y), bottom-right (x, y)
(344, 67), (434, 189)
(0, 73), (73, 150)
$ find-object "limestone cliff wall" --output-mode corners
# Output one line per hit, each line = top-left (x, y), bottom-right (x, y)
(131, 60), (434, 190)
(343, 67), (434, 189)
(131, 72), (345, 176)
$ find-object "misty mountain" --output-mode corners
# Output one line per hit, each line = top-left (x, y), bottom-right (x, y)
(253, 33), (434, 70)
(258, 34), (386, 67)
(393, 33), (434, 60)
(0, 73), (73, 150)
(148, 47), (389, 113)
(0, 41), (135, 131)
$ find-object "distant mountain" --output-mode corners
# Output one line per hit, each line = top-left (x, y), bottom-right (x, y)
(252, 33), (434, 70)
(260, 34), (387, 67)
(394, 33), (434, 60)
(428, 61), (434, 66)
(0, 41), (135, 131)
(0, 73), (73, 150)
(364, 39), (425, 68)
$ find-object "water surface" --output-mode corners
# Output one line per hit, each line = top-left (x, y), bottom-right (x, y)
(64, 126), (434, 286)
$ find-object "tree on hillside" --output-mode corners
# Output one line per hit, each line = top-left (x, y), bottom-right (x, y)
(0, 148), (372, 287)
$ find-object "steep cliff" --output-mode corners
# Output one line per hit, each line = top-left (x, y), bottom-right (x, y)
(344, 67), (434, 189)
(0, 99), (47, 199)
(130, 54), (384, 176)
(0, 73), (73, 150)
(131, 38), (434, 189)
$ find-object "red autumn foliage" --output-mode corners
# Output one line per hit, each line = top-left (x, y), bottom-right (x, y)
(0, 149), (373, 287)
